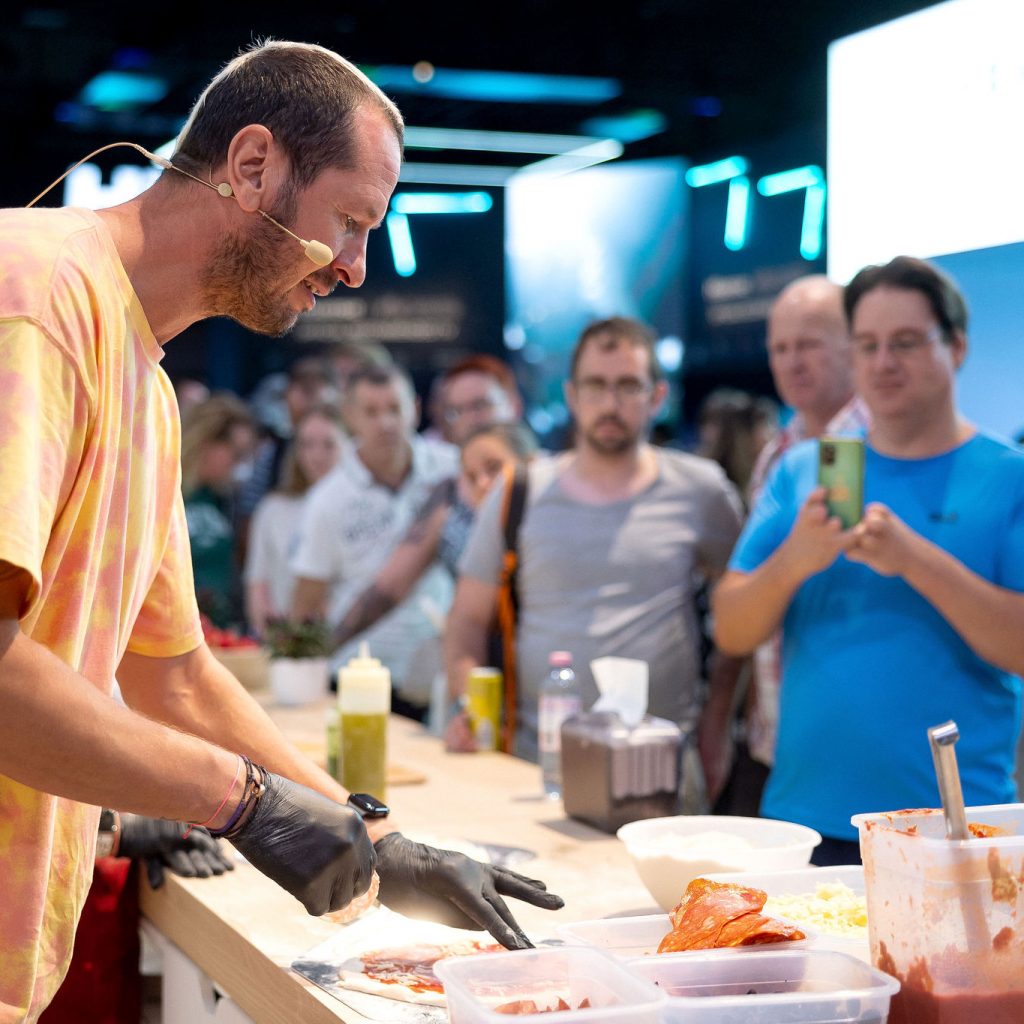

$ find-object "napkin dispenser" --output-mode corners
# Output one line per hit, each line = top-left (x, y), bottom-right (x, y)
(560, 710), (682, 833)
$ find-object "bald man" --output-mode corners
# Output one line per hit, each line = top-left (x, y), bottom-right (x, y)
(704, 276), (871, 816)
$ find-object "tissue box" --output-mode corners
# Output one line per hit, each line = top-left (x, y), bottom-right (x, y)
(561, 711), (682, 833)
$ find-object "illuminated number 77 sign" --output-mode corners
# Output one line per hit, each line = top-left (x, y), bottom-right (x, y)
(685, 157), (826, 260)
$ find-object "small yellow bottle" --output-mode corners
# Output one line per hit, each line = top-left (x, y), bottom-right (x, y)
(338, 642), (390, 797)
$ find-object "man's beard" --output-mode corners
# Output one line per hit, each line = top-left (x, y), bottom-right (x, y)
(580, 414), (642, 455)
(200, 183), (304, 337)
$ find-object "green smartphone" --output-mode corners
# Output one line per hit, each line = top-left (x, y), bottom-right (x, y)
(817, 436), (865, 529)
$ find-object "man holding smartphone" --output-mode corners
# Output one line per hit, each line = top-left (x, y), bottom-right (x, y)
(713, 255), (1024, 865)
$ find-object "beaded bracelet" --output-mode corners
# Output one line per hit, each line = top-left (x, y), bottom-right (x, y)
(183, 755), (242, 839)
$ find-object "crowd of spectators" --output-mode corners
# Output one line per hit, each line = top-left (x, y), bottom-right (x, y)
(176, 257), (1023, 851)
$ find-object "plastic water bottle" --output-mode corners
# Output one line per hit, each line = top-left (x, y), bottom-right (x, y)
(538, 651), (582, 799)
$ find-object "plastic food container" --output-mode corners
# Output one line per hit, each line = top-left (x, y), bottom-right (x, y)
(557, 913), (814, 960)
(627, 948), (899, 1023)
(703, 866), (869, 962)
(853, 803), (1024, 1024)
(617, 815), (821, 912)
(435, 946), (665, 1024)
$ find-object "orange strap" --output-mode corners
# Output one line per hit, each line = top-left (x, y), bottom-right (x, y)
(496, 464), (520, 754)
(496, 548), (519, 754)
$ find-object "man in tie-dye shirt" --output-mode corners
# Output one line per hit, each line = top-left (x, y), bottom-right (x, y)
(0, 42), (559, 1023)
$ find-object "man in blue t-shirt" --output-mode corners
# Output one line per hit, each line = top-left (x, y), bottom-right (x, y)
(713, 255), (1024, 865)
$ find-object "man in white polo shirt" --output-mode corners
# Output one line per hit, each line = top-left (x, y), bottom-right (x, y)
(291, 364), (457, 711)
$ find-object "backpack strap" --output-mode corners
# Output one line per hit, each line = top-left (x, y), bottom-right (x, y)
(495, 462), (529, 754)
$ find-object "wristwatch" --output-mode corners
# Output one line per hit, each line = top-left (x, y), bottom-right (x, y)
(347, 792), (390, 819)
(96, 808), (121, 858)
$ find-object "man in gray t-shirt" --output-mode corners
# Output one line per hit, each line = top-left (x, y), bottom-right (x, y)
(445, 317), (743, 761)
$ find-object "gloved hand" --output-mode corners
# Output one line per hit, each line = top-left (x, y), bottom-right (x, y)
(228, 771), (376, 916)
(373, 832), (564, 950)
(117, 813), (234, 890)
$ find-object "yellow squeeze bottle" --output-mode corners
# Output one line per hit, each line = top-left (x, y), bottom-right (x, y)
(338, 642), (390, 797)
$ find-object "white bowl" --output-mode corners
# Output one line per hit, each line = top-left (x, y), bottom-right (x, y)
(616, 815), (822, 912)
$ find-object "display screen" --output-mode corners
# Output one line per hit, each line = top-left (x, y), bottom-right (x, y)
(828, 0), (1024, 440)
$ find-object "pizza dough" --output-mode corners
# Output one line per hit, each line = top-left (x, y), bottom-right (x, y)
(337, 939), (503, 1006)
(321, 871), (380, 926)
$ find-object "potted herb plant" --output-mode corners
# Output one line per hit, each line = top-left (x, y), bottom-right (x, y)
(263, 618), (333, 706)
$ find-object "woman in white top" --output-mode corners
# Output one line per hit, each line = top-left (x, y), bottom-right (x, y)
(244, 403), (346, 637)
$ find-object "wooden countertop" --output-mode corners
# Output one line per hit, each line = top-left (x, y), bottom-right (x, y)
(140, 697), (657, 1023)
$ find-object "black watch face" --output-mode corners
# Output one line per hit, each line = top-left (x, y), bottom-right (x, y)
(348, 792), (390, 819)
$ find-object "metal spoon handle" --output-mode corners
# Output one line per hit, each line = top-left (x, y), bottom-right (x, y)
(928, 720), (969, 840)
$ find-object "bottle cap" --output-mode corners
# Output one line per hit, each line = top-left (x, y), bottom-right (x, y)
(549, 650), (573, 667)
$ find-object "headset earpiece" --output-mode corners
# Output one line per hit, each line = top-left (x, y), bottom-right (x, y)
(215, 182), (233, 198)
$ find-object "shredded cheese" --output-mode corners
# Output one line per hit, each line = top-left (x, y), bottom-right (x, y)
(763, 881), (868, 938)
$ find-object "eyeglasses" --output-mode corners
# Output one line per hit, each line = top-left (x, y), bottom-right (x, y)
(443, 396), (496, 423)
(852, 324), (944, 359)
(573, 377), (653, 403)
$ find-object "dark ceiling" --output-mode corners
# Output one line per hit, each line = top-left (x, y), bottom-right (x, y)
(2, 1), (937, 202)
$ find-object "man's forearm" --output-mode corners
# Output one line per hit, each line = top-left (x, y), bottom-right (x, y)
(712, 552), (808, 655)
(333, 584), (398, 649)
(119, 644), (349, 805)
(443, 619), (489, 701)
(0, 624), (238, 823)
(901, 540), (1024, 676)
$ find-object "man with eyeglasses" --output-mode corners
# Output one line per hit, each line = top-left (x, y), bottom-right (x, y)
(446, 316), (744, 768)
(713, 255), (1024, 866)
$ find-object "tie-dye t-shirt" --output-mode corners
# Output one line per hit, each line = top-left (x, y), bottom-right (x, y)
(0, 206), (203, 1021)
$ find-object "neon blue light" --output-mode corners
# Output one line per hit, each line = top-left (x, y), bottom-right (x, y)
(580, 109), (667, 143)
(724, 177), (751, 251)
(685, 156), (748, 188)
(801, 183), (827, 260)
(755, 165), (827, 262)
(364, 66), (620, 103)
(79, 71), (168, 112)
(757, 165), (824, 196)
(385, 213), (416, 277)
(390, 192), (493, 215)
(404, 126), (604, 155)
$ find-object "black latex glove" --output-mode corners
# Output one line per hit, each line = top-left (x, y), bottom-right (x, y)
(373, 832), (565, 950)
(117, 813), (234, 891)
(228, 771), (376, 916)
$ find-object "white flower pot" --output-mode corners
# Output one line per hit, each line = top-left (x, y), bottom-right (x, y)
(270, 657), (329, 706)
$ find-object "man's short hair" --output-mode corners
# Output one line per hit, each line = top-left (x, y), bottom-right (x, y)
(844, 256), (969, 340)
(570, 316), (664, 383)
(343, 363), (414, 407)
(286, 354), (334, 386)
(173, 40), (404, 191)
(442, 354), (519, 398)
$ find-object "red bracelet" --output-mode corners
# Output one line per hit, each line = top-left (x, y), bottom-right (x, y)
(184, 755), (243, 839)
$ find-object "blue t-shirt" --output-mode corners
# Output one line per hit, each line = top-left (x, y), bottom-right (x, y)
(730, 431), (1024, 840)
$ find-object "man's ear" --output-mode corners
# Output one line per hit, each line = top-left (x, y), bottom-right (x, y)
(949, 329), (968, 371)
(562, 377), (578, 419)
(219, 124), (286, 213)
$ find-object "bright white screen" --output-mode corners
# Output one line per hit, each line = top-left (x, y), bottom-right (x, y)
(828, 0), (1024, 284)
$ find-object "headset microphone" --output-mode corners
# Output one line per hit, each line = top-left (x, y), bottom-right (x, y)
(26, 142), (336, 269)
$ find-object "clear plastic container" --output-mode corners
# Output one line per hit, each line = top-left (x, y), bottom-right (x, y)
(703, 866), (868, 962)
(435, 946), (665, 1024)
(557, 913), (814, 960)
(627, 948), (899, 1023)
(853, 803), (1024, 1024)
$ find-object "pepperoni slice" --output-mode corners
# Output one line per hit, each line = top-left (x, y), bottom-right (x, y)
(657, 878), (805, 953)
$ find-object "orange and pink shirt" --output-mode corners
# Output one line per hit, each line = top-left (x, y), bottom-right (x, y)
(0, 206), (203, 1022)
